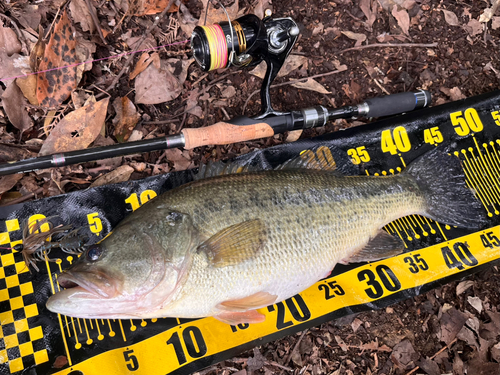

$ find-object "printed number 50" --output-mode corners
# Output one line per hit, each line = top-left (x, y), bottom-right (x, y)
(450, 108), (483, 136)
(492, 111), (500, 126)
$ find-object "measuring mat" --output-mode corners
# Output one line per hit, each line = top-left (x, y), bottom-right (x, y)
(0, 90), (499, 375)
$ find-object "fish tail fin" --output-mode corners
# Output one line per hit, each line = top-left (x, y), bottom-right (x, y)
(405, 149), (486, 229)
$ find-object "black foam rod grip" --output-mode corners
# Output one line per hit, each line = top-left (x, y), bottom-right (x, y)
(364, 90), (432, 118)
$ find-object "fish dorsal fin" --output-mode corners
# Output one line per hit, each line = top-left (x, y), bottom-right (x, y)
(275, 146), (337, 172)
(217, 291), (278, 312)
(193, 146), (338, 181)
(342, 230), (404, 264)
(194, 160), (254, 181)
(198, 219), (266, 267)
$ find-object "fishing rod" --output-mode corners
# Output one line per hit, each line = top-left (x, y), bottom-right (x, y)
(0, 11), (431, 176)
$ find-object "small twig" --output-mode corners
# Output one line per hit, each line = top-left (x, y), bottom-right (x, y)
(243, 67), (347, 114)
(284, 329), (308, 367)
(45, 7), (62, 40)
(265, 360), (293, 372)
(373, 78), (390, 95)
(100, 0), (176, 96)
(405, 338), (457, 375)
(143, 119), (180, 125)
(84, 0), (106, 44)
(192, 73), (209, 87)
(220, 106), (231, 120)
(339, 42), (438, 54)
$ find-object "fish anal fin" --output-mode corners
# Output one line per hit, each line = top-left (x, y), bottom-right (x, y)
(217, 291), (278, 312)
(198, 219), (266, 267)
(342, 230), (404, 264)
(214, 310), (266, 325)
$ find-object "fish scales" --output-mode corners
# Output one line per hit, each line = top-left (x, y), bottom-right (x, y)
(148, 170), (426, 318)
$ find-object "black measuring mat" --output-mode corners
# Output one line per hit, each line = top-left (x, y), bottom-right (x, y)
(0, 90), (499, 374)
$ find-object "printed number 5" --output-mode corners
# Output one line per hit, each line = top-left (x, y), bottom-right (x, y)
(492, 111), (500, 126)
(123, 349), (139, 371)
(87, 212), (102, 236)
(347, 146), (370, 165)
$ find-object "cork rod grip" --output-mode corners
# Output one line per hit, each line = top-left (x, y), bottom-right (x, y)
(182, 122), (275, 149)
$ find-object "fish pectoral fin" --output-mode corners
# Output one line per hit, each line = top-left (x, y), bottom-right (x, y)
(198, 219), (266, 267)
(217, 291), (278, 312)
(342, 230), (404, 264)
(214, 310), (266, 325)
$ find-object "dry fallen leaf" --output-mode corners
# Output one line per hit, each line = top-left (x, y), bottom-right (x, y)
(341, 31), (367, 46)
(441, 9), (460, 26)
(198, 0), (239, 25)
(135, 60), (183, 104)
(392, 5), (410, 35)
(16, 74), (38, 105)
(467, 296), (483, 314)
(0, 174), (23, 197)
(0, 52), (29, 87)
(37, 10), (78, 108)
(1, 81), (33, 132)
(166, 148), (192, 171)
(112, 96), (141, 143)
(0, 22), (22, 56)
(360, 0), (377, 29)
(250, 55), (308, 79)
(69, 0), (95, 33)
(129, 52), (160, 80)
(285, 129), (303, 143)
(132, 0), (179, 16)
(90, 165), (135, 188)
(464, 18), (483, 36)
(456, 280), (474, 295)
(440, 86), (466, 101)
(291, 78), (331, 94)
(186, 88), (203, 118)
(492, 17), (500, 30)
(39, 97), (109, 155)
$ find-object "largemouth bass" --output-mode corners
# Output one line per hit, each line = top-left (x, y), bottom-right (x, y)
(46, 149), (484, 324)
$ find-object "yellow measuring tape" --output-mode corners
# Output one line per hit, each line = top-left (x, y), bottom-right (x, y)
(53, 225), (500, 375)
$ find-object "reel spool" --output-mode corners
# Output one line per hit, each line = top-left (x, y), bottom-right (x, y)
(190, 9), (300, 118)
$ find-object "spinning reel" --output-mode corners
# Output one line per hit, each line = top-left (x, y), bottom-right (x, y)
(191, 10), (300, 118)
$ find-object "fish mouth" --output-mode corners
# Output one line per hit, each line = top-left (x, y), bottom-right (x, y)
(57, 270), (117, 299)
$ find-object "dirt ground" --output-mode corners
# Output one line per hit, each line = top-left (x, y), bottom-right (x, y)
(0, 0), (499, 374)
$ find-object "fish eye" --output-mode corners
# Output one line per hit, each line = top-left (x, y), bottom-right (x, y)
(86, 245), (103, 262)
